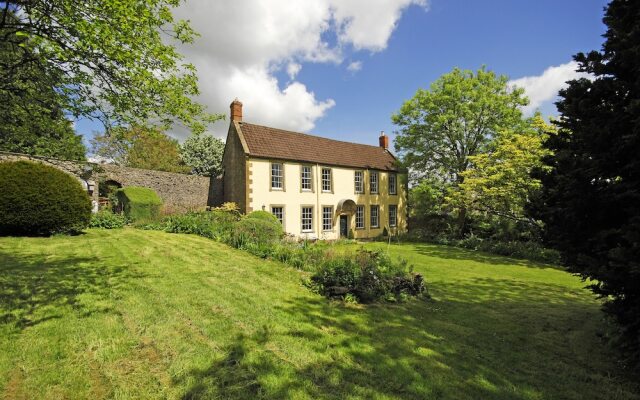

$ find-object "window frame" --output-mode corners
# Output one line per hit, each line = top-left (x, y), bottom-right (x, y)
(388, 173), (397, 195)
(355, 205), (365, 229)
(370, 205), (380, 228)
(321, 167), (332, 193)
(271, 205), (285, 226)
(270, 162), (284, 191)
(301, 205), (314, 233)
(370, 171), (379, 194)
(354, 170), (364, 194)
(322, 206), (334, 232)
(300, 165), (313, 192)
(388, 205), (397, 227)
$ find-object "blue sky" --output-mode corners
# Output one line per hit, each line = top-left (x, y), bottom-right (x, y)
(77, 0), (608, 152)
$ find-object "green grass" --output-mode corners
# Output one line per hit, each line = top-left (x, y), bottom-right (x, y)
(0, 229), (637, 399)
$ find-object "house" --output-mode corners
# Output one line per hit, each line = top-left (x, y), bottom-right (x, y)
(222, 99), (407, 239)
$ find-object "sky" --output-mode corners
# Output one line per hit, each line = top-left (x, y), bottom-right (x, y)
(76, 0), (609, 151)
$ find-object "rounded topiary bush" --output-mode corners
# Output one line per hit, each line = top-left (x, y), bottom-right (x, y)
(245, 210), (280, 224)
(231, 215), (283, 249)
(0, 161), (91, 236)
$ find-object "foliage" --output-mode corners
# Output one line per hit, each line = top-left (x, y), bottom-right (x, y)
(1, 1), (221, 133)
(534, 0), (640, 363)
(230, 217), (283, 251)
(162, 211), (239, 240)
(0, 20), (86, 160)
(308, 249), (426, 303)
(116, 186), (162, 222)
(245, 210), (281, 224)
(450, 114), (556, 225)
(90, 210), (128, 229)
(392, 66), (528, 184)
(92, 125), (190, 172)
(212, 202), (240, 213)
(0, 161), (91, 235)
(180, 134), (225, 176)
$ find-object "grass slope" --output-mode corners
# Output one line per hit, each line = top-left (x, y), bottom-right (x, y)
(0, 229), (637, 399)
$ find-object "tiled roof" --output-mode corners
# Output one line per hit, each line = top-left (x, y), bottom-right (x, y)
(237, 122), (399, 171)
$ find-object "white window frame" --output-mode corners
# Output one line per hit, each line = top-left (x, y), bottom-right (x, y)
(389, 173), (397, 195)
(321, 167), (332, 192)
(271, 162), (284, 190)
(355, 205), (365, 229)
(271, 206), (284, 225)
(301, 206), (314, 232)
(370, 171), (378, 194)
(370, 205), (379, 228)
(388, 205), (397, 227)
(354, 170), (364, 194)
(301, 165), (313, 192)
(322, 206), (333, 231)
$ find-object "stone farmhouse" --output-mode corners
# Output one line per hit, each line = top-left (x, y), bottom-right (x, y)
(222, 99), (407, 239)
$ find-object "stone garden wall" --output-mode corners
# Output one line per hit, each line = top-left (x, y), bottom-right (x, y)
(0, 152), (220, 211)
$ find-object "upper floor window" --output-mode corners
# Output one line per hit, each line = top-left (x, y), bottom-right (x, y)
(322, 206), (333, 231)
(388, 205), (397, 227)
(355, 205), (365, 229)
(322, 168), (332, 192)
(370, 205), (379, 228)
(389, 173), (397, 195)
(370, 171), (378, 194)
(301, 165), (312, 191)
(301, 206), (313, 232)
(271, 206), (284, 225)
(354, 170), (364, 194)
(271, 163), (283, 190)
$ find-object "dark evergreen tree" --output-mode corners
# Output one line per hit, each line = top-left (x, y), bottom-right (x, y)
(535, 0), (640, 362)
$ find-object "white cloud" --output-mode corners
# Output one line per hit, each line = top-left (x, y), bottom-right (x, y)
(347, 61), (362, 72)
(171, 0), (426, 139)
(509, 61), (592, 115)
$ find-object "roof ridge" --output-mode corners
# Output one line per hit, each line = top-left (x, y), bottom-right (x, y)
(239, 121), (388, 151)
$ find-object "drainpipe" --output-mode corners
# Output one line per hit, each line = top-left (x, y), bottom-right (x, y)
(315, 162), (321, 237)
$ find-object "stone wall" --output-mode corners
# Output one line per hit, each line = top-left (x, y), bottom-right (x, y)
(0, 151), (217, 211)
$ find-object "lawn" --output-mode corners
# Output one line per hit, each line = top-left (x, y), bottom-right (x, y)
(0, 229), (637, 399)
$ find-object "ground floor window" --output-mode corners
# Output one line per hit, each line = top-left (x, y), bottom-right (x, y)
(322, 206), (333, 231)
(355, 205), (365, 229)
(301, 206), (313, 232)
(370, 205), (379, 228)
(389, 205), (397, 227)
(271, 206), (284, 225)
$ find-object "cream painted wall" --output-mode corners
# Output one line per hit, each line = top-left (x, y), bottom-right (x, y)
(248, 158), (407, 239)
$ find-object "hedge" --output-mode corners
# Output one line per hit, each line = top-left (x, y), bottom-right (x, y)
(116, 186), (162, 221)
(0, 160), (91, 235)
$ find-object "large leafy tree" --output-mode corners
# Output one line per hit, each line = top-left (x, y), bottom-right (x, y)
(452, 114), (555, 225)
(1, 0), (220, 133)
(535, 0), (640, 361)
(392, 67), (528, 233)
(0, 14), (85, 160)
(92, 125), (188, 173)
(180, 134), (225, 176)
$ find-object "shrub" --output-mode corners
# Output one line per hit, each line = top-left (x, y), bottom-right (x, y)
(90, 210), (128, 229)
(163, 210), (238, 240)
(116, 186), (162, 221)
(0, 161), (91, 236)
(309, 249), (426, 303)
(245, 210), (280, 223)
(230, 216), (283, 249)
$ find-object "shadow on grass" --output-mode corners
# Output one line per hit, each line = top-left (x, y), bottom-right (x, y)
(0, 250), (143, 330)
(177, 278), (637, 399)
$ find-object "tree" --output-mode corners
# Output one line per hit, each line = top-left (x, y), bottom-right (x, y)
(451, 114), (555, 225)
(180, 134), (225, 176)
(92, 125), (189, 173)
(392, 67), (528, 233)
(1, 1), (221, 133)
(535, 0), (640, 362)
(0, 14), (86, 160)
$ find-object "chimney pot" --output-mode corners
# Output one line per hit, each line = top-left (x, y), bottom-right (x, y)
(379, 131), (389, 150)
(230, 98), (243, 122)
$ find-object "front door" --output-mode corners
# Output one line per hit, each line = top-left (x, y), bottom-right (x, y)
(340, 215), (348, 237)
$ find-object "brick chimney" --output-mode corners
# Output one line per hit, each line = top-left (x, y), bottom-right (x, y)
(379, 131), (389, 150)
(230, 98), (243, 122)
